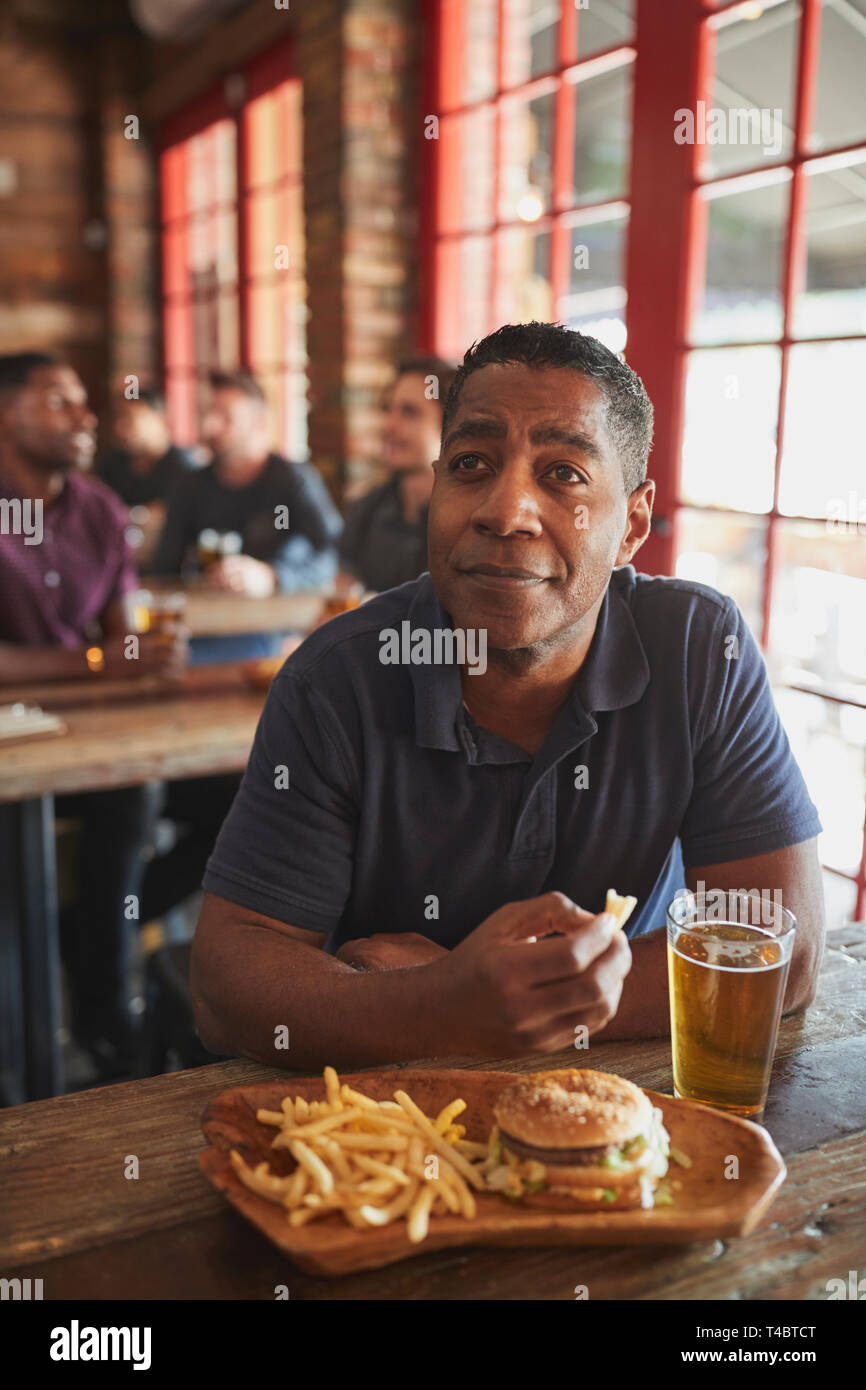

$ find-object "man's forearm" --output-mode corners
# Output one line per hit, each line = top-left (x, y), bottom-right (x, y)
(590, 926), (671, 1042)
(192, 917), (455, 1068)
(0, 642), (91, 684)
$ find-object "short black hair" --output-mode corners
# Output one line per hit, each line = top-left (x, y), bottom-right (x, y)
(208, 369), (266, 404)
(0, 351), (68, 396)
(135, 387), (166, 413)
(440, 322), (653, 494)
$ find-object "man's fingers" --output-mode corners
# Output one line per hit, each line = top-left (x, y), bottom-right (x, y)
(512, 911), (621, 987)
(487, 891), (597, 943)
(518, 933), (632, 1024)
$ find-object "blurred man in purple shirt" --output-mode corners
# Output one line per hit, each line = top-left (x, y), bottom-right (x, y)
(0, 353), (185, 1080)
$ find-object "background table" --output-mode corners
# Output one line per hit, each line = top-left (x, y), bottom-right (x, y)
(1, 924), (863, 1300)
(143, 582), (324, 638)
(0, 665), (266, 1104)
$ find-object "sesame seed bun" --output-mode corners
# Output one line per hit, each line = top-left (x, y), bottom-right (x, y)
(493, 1069), (653, 1151)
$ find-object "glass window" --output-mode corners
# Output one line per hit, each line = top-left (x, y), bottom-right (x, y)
(499, 89), (556, 221)
(704, 1), (798, 178)
(774, 688), (866, 878)
(813, 0), (866, 152)
(576, 0), (634, 59)
(792, 155), (866, 339)
(494, 226), (553, 323)
(769, 520), (866, 690)
(680, 346), (780, 513)
(778, 341), (866, 519)
(692, 174), (790, 345)
(558, 214), (627, 352)
(571, 61), (632, 205)
(502, 0), (560, 87)
(675, 508), (767, 639)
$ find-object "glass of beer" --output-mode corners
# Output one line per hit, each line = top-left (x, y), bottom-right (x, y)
(666, 889), (796, 1121)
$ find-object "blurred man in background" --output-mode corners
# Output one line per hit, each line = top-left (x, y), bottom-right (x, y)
(97, 388), (198, 568)
(0, 352), (186, 1078)
(151, 370), (341, 605)
(339, 355), (457, 593)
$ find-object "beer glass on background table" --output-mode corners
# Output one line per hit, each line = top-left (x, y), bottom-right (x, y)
(666, 889), (796, 1121)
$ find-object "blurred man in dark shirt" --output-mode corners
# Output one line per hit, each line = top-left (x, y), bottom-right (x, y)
(0, 353), (186, 1079)
(98, 388), (195, 510)
(339, 355), (457, 593)
(152, 370), (341, 601)
(97, 388), (197, 568)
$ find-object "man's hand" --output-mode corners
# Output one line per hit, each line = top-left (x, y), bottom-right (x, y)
(102, 630), (188, 682)
(206, 553), (277, 597)
(335, 932), (450, 971)
(432, 891), (632, 1055)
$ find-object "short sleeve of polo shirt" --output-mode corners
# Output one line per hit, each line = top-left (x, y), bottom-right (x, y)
(202, 670), (358, 931)
(679, 593), (821, 867)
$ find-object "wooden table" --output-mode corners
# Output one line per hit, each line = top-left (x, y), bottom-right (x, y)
(143, 581), (324, 638)
(0, 665), (265, 1105)
(1, 924), (863, 1300)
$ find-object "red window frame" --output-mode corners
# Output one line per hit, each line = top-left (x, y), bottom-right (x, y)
(424, 0), (866, 921)
(159, 39), (306, 458)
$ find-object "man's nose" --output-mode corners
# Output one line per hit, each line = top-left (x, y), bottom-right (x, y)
(472, 464), (543, 537)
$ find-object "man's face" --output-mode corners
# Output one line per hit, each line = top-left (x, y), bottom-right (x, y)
(111, 400), (166, 455)
(2, 366), (96, 473)
(428, 364), (653, 652)
(202, 388), (267, 459)
(382, 372), (442, 473)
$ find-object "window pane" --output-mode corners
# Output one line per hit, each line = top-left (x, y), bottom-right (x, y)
(161, 144), (186, 224)
(435, 236), (493, 359)
(499, 89), (556, 221)
(770, 520), (866, 689)
(558, 216), (627, 352)
(163, 225), (187, 298)
(681, 347), (780, 512)
(215, 209), (237, 287)
(246, 92), (279, 190)
(439, 109), (496, 235)
(246, 189), (279, 278)
(778, 341), (866, 519)
(774, 688), (866, 877)
(577, 0), (634, 58)
(692, 176), (789, 345)
(704, 1), (798, 179)
(494, 227), (552, 323)
(502, 0), (559, 87)
(464, 0), (499, 103)
(792, 156), (866, 339)
(217, 292), (239, 368)
(248, 282), (279, 366)
(813, 0), (866, 152)
(212, 119), (237, 207)
(571, 62), (632, 205)
(675, 508), (767, 639)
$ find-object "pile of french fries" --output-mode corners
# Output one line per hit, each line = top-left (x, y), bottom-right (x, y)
(229, 1066), (489, 1244)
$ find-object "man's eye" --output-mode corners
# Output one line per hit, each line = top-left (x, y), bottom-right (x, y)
(451, 453), (486, 471)
(46, 395), (65, 410)
(548, 463), (586, 484)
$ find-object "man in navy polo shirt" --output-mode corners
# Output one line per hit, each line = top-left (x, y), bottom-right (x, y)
(193, 323), (825, 1070)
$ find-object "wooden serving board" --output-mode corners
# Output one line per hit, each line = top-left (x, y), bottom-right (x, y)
(198, 1068), (787, 1277)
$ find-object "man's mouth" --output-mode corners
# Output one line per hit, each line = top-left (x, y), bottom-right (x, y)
(459, 564), (549, 589)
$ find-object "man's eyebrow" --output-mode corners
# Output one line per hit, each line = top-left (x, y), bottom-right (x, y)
(527, 424), (604, 460)
(442, 416), (508, 451)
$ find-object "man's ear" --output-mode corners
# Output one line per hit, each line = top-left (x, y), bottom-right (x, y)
(616, 479), (655, 566)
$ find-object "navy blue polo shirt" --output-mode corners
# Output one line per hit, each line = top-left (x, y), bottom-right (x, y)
(203, 566), (821, 951)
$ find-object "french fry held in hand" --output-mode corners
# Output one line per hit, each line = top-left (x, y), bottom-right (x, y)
(605, 887), (638, 931)
(229, 1066), (488, 1245)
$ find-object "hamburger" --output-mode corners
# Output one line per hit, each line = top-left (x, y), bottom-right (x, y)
(482, 1068), (671, 1211)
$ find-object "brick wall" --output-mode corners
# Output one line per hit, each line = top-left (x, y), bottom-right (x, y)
(0, 1), (157, 415)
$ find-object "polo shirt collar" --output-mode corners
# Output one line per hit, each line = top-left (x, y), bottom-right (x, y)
(408, 568), (651, 754)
